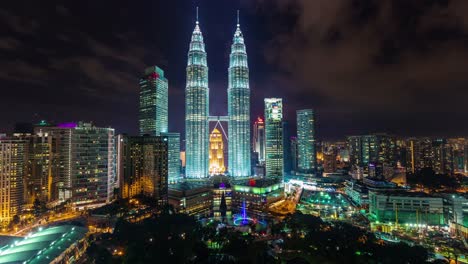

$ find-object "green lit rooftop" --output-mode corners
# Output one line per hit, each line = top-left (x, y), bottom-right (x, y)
(0, 225), (87, 264)
(233, 180), (282, 195)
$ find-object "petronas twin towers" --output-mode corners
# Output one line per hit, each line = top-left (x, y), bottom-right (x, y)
(185, 9), (251, 178)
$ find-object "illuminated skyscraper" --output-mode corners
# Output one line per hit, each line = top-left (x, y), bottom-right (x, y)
(209, 128), (225, 175)
(0, 139), (26, 226)
(253, 117), (265, 164)
(264, 98), (283, 180)
(228, 12), (251, 177)
(139, 66), (168, 136)
(185, 9), (209, 178)
(296, 109), (316, 173)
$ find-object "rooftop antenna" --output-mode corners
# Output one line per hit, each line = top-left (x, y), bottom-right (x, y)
(196, 6), (199, 24)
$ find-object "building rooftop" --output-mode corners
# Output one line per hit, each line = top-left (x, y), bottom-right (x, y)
(371, 190), (435, 198)
(0, 225), (87, 264)
(169, 181), (211, 191)
(232, 178), (280, 188)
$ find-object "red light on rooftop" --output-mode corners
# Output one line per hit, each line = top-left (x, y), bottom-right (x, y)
(148, 72), (159, 79)
(249, 178), (256, 187)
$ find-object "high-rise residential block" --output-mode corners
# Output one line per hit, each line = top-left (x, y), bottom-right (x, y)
(290, 137), (298, 172)
(406, 138), (455, 175)
(228, 15), (251, 177)
(118, 135), (168, 206)
(139, 66), (168, 136)
(35, 122), (115, 206)
(25, 133), (55, 203)
(432, 138), (453, 175)
(348, 134), (396, 177)
(0, 139), (26, 226)
(296, 109), (316, 173)
(264, 98), (284, 180)
(185, 13), (209, 178)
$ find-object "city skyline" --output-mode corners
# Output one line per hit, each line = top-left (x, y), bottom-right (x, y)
(0, 2), (466, 262)
(1, 1), (468, 140)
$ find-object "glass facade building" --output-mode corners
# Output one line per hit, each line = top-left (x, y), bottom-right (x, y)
(296, 109), (316, 173)
(139, 66), (168, 136)
(228, 18), (251, 177)
(161, 132), (181, 183)
(185, 16), (209, 178)
(264, 98), (284, 180)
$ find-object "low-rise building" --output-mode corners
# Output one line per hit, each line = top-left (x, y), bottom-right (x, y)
(0, 225), (88, 264)
(344, 180), (369, 207)
(232, 179), (283, 217)
(369, 191), (445, 226)
(168, 182), (212, 219)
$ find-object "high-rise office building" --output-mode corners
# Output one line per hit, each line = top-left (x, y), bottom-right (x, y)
(35, 122), (115, 206)
(161, 133), (181, 183)
(209, 128), (225, 175)
(139, 66), (168, 136)
(264, 98), (284, 180)
(228, 13), (251, 177)
(185, 11), (209, 179)
(118, 135), (168, 205)
(0, 139), (26, 226)
(253, 117), (265, 164)
(296, 109), (316, 173)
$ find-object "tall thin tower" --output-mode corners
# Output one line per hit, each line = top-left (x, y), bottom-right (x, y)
(297, 109), (316, 173)
(228, 11), (251, 177)
(185, 7), (209, 178)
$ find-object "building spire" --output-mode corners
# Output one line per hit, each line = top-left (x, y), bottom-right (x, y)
(196, 6), (199, 24)
(237, 10), (240, 27)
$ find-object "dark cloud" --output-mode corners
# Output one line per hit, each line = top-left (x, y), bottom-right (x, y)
(0, 9), (39, 35)
(1, 0), (467, 139)
(256, 0), (468, 115)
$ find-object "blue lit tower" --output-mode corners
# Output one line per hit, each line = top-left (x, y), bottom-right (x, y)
(185, 8), (209, 178)
(265, 98), (284, 180)
(228, 11), (251, 177)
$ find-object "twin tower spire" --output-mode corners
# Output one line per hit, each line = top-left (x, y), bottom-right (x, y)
(185, 8), (251, 179)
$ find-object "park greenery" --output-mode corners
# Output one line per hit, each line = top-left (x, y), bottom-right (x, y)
(86, 211), (440, 264)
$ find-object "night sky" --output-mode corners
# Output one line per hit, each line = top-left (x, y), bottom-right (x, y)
(1, 0), (468, 140)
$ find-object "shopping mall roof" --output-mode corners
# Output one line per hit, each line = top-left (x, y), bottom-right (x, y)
(0, 225), (87, 264)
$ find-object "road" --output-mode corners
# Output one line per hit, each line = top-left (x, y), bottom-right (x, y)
(2, 211), (82, 237)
